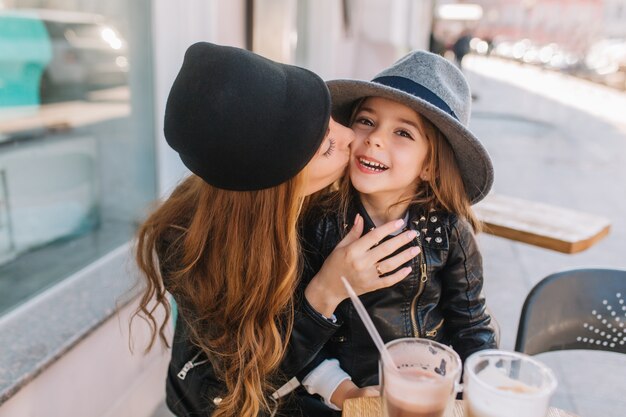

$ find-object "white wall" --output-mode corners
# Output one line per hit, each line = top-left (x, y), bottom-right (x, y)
(152, 0), (246, 197)
(603, 0), (626, 38)
(301, 0), (433, 81)
(0, 300), (171, 417)
(253, 0), (298, 62)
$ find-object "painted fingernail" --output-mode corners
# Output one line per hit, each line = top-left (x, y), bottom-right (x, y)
(404, 267), (412, 274)
(407, 230), (417, 239)
(410, 247), (420, 256)
(395, 219), (404, 228)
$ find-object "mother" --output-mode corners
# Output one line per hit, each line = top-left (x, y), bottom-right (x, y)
(134, 42), (418, 417)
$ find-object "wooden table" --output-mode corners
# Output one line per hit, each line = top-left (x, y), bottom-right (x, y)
(343, 397), (579, 417)
(474, 193), (610, 254)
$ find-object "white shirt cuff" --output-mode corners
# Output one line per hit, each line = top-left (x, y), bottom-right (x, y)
(301, 358), (351, 410)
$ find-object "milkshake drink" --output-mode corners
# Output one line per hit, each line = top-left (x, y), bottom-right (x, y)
(464, 350), (558, 417)
(381, 338), (461, 417)
(383, 368), (450, 417)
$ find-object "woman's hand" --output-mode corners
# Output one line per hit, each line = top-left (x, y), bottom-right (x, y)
(305, 214), (419, 316)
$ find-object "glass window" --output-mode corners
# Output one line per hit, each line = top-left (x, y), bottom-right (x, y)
(0, 1), (156, 316)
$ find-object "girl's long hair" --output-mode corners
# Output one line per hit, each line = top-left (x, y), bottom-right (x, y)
(338, 101), (480, 232)
(133, 172), (307, 417)
(411, 114), (481, 231)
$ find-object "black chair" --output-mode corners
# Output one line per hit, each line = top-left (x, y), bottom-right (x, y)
(515, 268), (626, 355)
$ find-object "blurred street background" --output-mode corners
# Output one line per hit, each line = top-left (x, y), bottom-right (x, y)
(1, 1), (625, 417)
(467, 54), (626, 417)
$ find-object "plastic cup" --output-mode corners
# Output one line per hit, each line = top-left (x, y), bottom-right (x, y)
(463, 350), (558, 417)
(380, 338), (462, 417)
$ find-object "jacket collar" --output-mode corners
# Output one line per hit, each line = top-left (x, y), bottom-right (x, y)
(346, 189), (451, 249)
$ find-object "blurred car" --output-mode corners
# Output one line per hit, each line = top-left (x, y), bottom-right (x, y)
(0, 10), (52, 108)
(470, 37), (491, 55)
(0, 9), (128, 104)
(583, 38), (626, 89)
(493, 40), (515, 59)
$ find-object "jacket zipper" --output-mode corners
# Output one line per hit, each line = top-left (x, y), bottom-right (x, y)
(410, 235), (428, 337)
(177, 351), (210, 380)
(425, 318), (445, 338)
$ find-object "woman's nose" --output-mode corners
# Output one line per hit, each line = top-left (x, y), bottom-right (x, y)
(344, 127), (355, 147)
(332, 119), (355, 147)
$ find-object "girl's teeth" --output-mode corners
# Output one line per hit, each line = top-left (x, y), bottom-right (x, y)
(359, 158), (388, 171)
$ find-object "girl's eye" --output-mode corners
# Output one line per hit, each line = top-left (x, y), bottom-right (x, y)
(354, 117), (374, 127)
(323, 138), (336, 157)
(396, 129), (414, 140)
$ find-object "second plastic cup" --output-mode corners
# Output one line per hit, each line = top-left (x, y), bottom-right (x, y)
(380, 338), (462, 417)
(463, 350), (558, 417)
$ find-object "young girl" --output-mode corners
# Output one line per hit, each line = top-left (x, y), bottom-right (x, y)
(298, 50), (497, 413)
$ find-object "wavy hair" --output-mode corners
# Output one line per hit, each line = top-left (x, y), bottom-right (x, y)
(133, 172), (307, 417)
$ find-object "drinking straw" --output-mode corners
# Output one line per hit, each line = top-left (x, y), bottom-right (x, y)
(341, 276), (398, 372)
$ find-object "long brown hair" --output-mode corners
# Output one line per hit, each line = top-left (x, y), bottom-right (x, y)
(338, 99), (480, 231)
(133, 172), (307, 417)
(412, 114), (480, 231)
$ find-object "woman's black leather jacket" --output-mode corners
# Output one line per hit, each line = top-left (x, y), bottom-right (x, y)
(299, 194), (498, 388)
(164, 299), (339, 417)
(159, 233), (341, 417)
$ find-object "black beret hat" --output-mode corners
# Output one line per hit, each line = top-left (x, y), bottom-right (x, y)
(164, 42), (331, 191)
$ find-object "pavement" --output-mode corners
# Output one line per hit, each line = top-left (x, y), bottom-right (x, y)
(152, 55), (626, 417)
(466, 55), (626, 417)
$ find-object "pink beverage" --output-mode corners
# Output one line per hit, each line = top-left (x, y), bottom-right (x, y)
(382, 368), (451, 417)
(381, 338), (462, 417)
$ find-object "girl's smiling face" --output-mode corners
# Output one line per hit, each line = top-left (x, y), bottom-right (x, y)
(349, 97), (430, 201)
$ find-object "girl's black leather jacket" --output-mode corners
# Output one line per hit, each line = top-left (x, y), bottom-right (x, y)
(299, 194), (498, 387)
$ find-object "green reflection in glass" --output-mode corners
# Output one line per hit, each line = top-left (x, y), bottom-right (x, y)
(0, 13), (52, 107)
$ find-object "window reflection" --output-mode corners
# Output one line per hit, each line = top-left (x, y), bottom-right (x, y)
(0, 4), (154, 315)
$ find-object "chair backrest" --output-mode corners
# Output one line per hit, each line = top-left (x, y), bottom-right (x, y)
(515, 268), (626, 355)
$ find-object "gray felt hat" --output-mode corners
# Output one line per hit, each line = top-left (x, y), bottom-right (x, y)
(327, 50), (493, 204)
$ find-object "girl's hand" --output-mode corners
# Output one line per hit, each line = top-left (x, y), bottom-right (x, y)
(330, 380), (380, 409)
(305, 214), (419, 316)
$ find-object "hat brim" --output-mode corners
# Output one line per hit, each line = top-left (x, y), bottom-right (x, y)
(327, 79), (493, 204)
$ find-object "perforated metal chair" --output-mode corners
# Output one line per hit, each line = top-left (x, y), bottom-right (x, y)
(515, 268), (626, 355)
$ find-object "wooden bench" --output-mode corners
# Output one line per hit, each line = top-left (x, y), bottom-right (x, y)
(474, 194), (611, 254)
